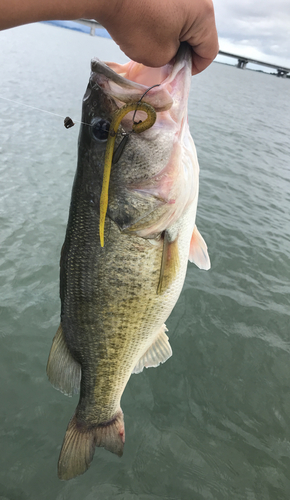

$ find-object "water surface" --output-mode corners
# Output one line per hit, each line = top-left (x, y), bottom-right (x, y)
(0, 23), (290, 500)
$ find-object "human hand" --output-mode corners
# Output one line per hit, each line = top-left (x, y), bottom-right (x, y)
(96, 0), (219, 74)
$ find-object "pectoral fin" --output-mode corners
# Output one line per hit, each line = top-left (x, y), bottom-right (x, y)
(132, 324), (172, 374)
(46, 324), (81, 396)
(157, 230), (180, 295)
(189, 225), (211, 270)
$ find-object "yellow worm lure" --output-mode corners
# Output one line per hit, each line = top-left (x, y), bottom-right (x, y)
(99, 102), (157, 247)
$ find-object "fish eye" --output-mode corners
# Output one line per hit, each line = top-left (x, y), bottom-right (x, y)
(91, 118), (110, 142)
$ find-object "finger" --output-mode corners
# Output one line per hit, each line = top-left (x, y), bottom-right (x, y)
(191, 39), (219, 75)
(180, 0), (219, 75)
(110, 22), (180, 68)
(119, 40), (180, 68)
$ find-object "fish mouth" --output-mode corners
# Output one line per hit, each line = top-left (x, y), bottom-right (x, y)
(90, 43), (192, 119)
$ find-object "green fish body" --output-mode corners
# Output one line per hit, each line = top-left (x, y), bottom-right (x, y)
(47, 44), (210, 480)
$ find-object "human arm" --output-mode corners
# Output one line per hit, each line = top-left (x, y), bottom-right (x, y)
(0, 0), (219, 74)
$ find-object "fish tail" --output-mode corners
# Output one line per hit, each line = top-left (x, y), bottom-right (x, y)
(58, 410), (125, 480)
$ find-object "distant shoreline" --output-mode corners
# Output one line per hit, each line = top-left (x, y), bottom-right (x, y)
(42, 20), (289, 78)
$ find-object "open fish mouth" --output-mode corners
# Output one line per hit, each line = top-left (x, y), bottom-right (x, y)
(90, 42), (192, 121)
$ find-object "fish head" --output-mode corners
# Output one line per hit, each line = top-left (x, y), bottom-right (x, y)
(79, 43), (199, 237)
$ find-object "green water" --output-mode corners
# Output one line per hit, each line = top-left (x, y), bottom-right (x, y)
(0, 23), (290, 500)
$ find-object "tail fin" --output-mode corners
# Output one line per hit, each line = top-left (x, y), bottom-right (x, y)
(58, 411), (125, 480)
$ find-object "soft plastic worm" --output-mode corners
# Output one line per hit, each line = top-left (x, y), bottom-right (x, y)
(99, 102), (157, 247)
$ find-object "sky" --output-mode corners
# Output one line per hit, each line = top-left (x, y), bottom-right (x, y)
(213, 0), (290, 69)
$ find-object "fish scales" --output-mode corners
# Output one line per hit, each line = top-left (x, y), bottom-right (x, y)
(47, 43), (211, 480)
(63, 217), (185, 417)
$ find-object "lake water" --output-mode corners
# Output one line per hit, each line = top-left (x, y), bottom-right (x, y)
(0, 23), (290, 500)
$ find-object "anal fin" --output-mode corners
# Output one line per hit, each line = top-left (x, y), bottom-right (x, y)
(46, 323), (81, 396)
(132, 324), (172, 374)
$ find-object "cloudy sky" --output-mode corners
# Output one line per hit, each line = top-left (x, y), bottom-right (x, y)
(213, 0), (290, 68)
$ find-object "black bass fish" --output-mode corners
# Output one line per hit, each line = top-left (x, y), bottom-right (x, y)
(47, 44), (210, 480)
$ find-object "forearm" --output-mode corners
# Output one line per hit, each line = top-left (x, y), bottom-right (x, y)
(0, 0), (115, 31)
(0, 0), (218, 74)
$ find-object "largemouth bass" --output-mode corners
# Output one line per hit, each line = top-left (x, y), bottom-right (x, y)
(47, 44), (210, 480)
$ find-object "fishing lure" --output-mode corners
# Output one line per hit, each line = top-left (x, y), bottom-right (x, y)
(99, 101), (157, 247)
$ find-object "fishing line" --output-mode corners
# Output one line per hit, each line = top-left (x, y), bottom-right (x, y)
(0, 95), (89, 127)
(0, 83), (161, 129)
